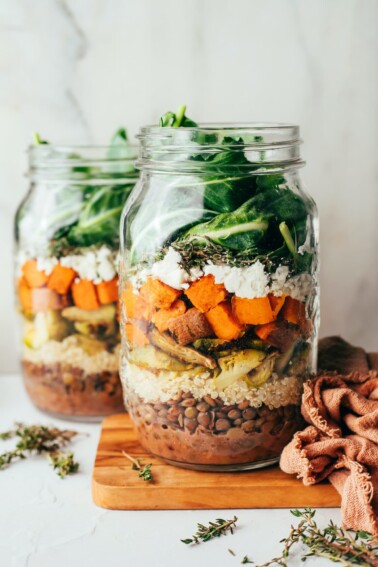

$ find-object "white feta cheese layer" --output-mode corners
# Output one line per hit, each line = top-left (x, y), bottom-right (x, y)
(17, 246), (118, 283)
(131, 247), (315, 302)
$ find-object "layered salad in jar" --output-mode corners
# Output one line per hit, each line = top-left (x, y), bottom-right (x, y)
(120, 109), (319, 468)
(15, 130), (138, 419)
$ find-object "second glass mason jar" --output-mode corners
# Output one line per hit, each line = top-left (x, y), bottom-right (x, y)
(120, 124), (319, 470)
(15, 139), (138, 420)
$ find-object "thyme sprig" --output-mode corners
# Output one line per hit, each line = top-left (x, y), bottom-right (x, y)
(181, 516), (238, 545)
(122, 451), (153, 481)
(0, 423), (80, 478)
(255, 509), (378, 567)
(48, 451), (79, 478)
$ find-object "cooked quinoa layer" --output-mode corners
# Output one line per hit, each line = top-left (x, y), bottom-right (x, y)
(121, 358), (304, 409)
(23, 337), (120, 375)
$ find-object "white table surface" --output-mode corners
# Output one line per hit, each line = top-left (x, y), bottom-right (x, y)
(0, 374), (341, 567)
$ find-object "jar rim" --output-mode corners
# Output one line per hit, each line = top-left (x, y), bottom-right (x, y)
(136, 122), (304, 172)
(28, 143), (139, 160)
(27, 144), (139, 183)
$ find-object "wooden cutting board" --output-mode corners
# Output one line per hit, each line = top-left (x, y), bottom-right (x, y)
(92, 414), (340, 510)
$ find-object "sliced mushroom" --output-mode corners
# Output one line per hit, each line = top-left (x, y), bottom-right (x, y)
(149, 328), (217, 369)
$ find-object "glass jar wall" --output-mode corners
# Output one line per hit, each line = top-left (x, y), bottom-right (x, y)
(120, 124), (319, 470)
(15, 138), (138, 420)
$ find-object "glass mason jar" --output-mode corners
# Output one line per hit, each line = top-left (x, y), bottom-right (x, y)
(120, 124), (319, 470)
(15, 142), (138, 420)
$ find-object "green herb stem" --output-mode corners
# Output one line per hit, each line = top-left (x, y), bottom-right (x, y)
(173, 105), (187, 127)
(279, 221), (297, 258)
(181, 516), (238, 545)
(122, 451), (153, 481)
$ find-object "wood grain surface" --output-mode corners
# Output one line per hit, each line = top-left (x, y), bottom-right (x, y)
(92, 414), (341, 510)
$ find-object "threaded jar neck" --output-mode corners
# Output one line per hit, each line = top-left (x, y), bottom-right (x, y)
(28, 145), (139, 184)
(136, 123), (304, 174)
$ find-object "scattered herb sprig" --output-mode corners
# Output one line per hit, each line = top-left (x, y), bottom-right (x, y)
(254, 509), (378, 567)
(0, 423), (80, 478)
(181, 516), (238, 545)
(122, 451), (153, 481)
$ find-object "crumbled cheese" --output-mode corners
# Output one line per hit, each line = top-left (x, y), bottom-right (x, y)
(270, 266), (290, 296)
(204, 261), (269, 299)
(283, 273), (314, 301)
(36, 256), (58, 276)
(59, 246), (117, 283)
(150, 247), (203, 290)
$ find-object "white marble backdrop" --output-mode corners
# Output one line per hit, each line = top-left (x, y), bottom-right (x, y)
(0, 0), (377, 372)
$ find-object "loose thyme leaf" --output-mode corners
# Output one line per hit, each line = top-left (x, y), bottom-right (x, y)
(181, 516), (238, 545)
(122, 451), (153, 482)
(254, 509), (378, 567)
(241, 556), (254, 564)
(48, 451), (79, 478)
(0, 423), (80, 478)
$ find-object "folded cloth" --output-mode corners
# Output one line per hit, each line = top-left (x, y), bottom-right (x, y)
(280, 337), (378, 535)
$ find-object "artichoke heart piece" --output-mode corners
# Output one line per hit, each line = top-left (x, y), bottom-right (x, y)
(149, 329), (217, 369)
(62, 304), (116, 324)
(72, 334), (106, 355)
(214, 349), (266, 391)
(23, 311), (70, 349)
(243, 353), (277, 388)
(130, 345), (193, 372)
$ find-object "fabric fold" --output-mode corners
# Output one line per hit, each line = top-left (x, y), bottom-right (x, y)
(280, 336), (378, 535)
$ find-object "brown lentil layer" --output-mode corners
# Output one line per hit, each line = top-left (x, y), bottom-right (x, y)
(22, 360), (125, 418)
(125, 389), (304, 466)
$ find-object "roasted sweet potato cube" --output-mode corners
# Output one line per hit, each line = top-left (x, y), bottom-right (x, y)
(18, 277), (32, 312)
(140, 278), (181, 309)
(168, 308), (213, 345)
(96, 277), (119, 305)
(268, 294), (286, 317)
(121, 283), (154, 320)
(232, 296), (275, 325)
(281, 297), (306, 326)
(184, 275), (228, 312)
(22, 259), (48, 288)
(47, 264), (77, 295)
(206, 302), (243, 340)
(71, 280), (100, 310)
(125, 323), (149, 347)
(152, 299), (187, 333)
(255, 321), (300, 351)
